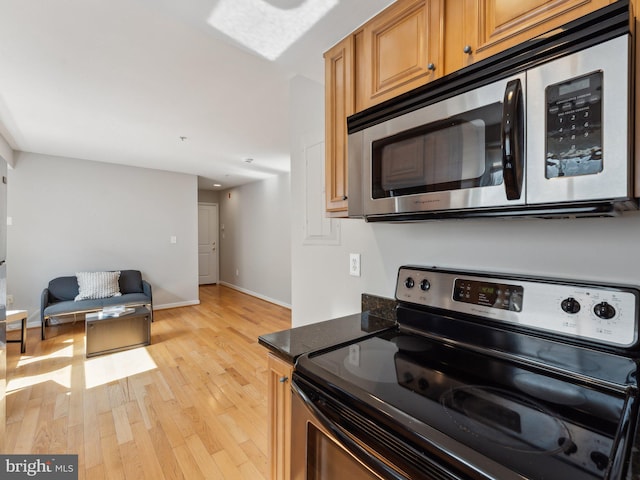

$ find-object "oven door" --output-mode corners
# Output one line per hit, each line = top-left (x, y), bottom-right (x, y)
(290, 378), (402, 480)
(350, 72), (526, 219)
(290, 375), (470, 480)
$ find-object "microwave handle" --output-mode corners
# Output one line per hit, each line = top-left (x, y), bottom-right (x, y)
(502, 79), (524, 200)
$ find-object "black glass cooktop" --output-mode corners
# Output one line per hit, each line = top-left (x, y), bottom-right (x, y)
(296, 329), (636, 479)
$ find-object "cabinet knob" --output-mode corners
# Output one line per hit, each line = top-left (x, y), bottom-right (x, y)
(463, 45), (473, 55)
(279, 376), (289, 383)
(427, 63), (436, 71)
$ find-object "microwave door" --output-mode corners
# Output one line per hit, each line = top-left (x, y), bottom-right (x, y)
(361, 73), (527, 218)
(526, 35), (632, 206)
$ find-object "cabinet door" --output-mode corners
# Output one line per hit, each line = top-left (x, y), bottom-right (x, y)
(268, 353), (293, 480)
(324, 37), (354, 215)
(358, 0), (443, 110)
(446, 0), (613, 72)
(443, 0), (479, 73)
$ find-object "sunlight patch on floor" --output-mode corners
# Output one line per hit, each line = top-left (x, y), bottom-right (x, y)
(7, 365), (72, 392)
(15, 343), (74, 368)
(84, 348), (157, 389)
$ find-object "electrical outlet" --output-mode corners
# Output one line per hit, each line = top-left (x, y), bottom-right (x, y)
(349, 253), (361, 277)
(6, 294), (13, 305)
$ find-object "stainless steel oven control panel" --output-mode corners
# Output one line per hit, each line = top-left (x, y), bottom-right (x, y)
(396, 266), (639, 348)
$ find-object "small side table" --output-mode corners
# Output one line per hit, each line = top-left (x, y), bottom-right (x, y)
(85, 307), (151, 357)
(6, 309), (27, 353)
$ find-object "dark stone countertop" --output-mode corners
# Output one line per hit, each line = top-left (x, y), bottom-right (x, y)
(258, 312), (396, 364)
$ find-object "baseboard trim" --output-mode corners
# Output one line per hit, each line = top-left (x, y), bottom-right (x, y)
(154, 300), (200, 310)
(218, 282), (292, 309)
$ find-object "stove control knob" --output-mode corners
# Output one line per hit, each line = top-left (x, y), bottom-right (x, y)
(558, 437), (577, 455)
(418, 378), (430, 390)
(561, 297), (581, 314)
(405, 277), (415, 289)
(594, 302), (616, 320)
(420, 279), (431, 291)
(590, 451), (609, 471)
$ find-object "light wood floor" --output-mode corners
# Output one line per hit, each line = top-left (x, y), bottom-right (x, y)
(5, 285), (291, 480)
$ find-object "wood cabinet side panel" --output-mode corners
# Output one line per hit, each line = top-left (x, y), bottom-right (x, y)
(324, 39), (353, 214)
(267, 353), (293, 480)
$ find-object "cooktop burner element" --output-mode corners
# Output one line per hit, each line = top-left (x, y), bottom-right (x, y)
(439, 385), (571, 454)
(294, 266), (640, 479)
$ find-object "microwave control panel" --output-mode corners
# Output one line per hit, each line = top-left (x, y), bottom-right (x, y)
(545, 71), (603, 179)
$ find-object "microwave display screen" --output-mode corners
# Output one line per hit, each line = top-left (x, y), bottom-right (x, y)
(371, 103), (504, 199)
(545, 71), (603, 179)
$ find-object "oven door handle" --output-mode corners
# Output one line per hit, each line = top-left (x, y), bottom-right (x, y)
(501, 78), (524, 200)
(291, 379), (408, 480)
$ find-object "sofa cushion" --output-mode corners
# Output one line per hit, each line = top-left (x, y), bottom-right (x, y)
(119, 270), (144, 294)
(43, 292), (152, 317)
(75, 271), (122, 301)
(48, 276), (80, 302)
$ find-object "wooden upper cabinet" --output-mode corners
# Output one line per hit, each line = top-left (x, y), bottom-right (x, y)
(323, 0), (616, 215)
(324, 37), (354, 215)
(357, 0), (444, 111)
(445, 0), (614, 73)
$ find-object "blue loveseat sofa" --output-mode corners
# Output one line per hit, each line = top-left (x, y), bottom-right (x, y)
(41, 270), (153, 339)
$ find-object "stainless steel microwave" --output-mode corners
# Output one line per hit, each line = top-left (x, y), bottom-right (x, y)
(347, 8), (636, 221)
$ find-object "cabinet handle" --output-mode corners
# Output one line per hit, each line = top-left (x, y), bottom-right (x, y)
(463, 45), (473, 55)
(427, 63), (436, 71)
(279, 376), (289, 383)
(342, 195), (348, 201)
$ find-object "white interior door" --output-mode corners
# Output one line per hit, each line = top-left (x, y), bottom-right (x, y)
(198, 203), (219, 285)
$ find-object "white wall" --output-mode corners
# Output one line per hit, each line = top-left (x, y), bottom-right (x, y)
(8, 151), (199, 326)
(0, 133), (14, 167)
(290, 76), (640, 327)
(198, 189), (220, 204)
(218, 173), (292, 307)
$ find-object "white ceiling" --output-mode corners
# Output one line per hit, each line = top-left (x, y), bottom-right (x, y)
(0, 0), (394, 190)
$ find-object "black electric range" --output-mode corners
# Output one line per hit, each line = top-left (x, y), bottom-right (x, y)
(293, 266), (640, 479)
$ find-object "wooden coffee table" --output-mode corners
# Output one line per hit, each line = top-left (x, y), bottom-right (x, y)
(85, 306), (151, 357)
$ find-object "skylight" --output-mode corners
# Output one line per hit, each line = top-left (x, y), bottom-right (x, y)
(208, 0), (338, 61)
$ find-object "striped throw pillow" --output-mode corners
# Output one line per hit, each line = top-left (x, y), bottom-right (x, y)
(75, 271), (122, 301)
